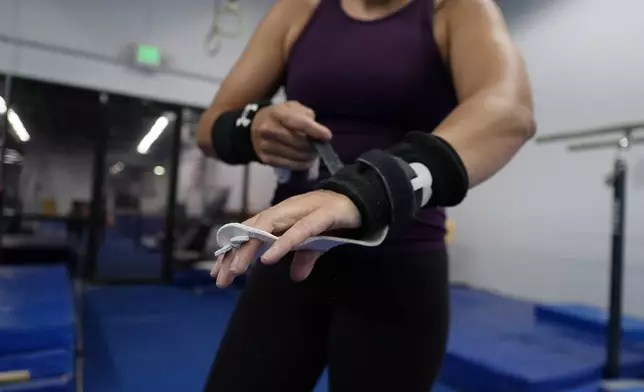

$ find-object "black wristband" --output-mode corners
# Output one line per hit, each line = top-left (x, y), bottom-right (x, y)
(211, 101), (271, 165)
(356, 150), (417, 223)
(316, 164), (391, 238)
(389, 132), (468, 207)
(317, 133), (469, 236)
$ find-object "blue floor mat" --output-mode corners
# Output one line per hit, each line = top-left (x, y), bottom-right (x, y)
(83, 286), (238, 392)
(83, 285), (455, 392)
(0, 266), (75, 354)
(444, 287), (644, 391)
(0, 349), (73, 380)
(0, 374), (74, 392)
(82, 282), (644, 391)
(535, 304), (644, 342)
(96, 236), (162, 280)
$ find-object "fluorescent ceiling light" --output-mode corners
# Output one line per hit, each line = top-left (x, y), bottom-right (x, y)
(0, 95), (31, 142)
(153, 165), (166, 176)
(137, 115), (172, 154)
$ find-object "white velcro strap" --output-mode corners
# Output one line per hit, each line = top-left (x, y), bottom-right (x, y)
(214, 222), (388, 259)
(409, 162), (433, 207)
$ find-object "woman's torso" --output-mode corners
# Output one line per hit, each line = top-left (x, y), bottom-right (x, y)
(275, 0), (458, 251)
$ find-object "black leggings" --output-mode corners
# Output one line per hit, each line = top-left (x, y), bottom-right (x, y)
(204, 245), (449, 392)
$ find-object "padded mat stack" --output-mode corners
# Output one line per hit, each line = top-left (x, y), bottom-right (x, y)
(0, 266), (75, 392)
(441, 287), (644, 392)
(535, 304), (644, 342)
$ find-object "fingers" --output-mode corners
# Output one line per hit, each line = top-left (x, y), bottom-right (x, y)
(261, 141), (316, 163)
(222, 215), (274, 281)
(262, 155), (315, 171)
(259, 122), (313, 151)
(284, 101), (316, 119)
(261, 208), (334, 264)
(215, 250), (235, 288)
(291, 250), (323, 282)
(228, 238), (262, 276)
(274, 107), (332, 141)
(210, 254), (224, 278)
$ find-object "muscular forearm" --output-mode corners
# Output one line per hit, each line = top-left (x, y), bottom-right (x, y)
(434, 91), (536, 187)
(318, 91), (535, 235)
(197, 106), (225, 158)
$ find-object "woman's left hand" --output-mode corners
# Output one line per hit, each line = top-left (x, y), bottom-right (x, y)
(211, 190), (361, 288)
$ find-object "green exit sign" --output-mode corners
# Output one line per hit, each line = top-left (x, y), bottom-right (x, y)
(136, 44), (161, 66)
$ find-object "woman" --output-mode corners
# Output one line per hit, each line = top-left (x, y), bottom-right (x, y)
(197, 0), (535, 391)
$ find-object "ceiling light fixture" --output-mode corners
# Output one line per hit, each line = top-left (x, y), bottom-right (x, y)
(137, 114), (174, 154)
(0, 96), (30, 142)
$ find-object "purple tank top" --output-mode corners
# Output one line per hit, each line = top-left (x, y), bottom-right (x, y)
(275, 0), (458, 251)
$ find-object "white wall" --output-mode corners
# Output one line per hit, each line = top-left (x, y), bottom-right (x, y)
(0, 0), (273, 107)
(0, 0), (279, 215)
(450, 0), (644, 316)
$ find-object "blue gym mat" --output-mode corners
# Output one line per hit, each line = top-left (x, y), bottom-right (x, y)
(83, 285), (239, 392)
(0, 266), (75, 391)
(535, 304), (644, 341)
(96, 234), (162, 280)
(0, 266), (75, 354)
(443, 287), (644, 391)
(0, 349), (73, 381)
(82, 280), (644, 391)
(82, 285), (455, 392)
(0, 374), (74, 392)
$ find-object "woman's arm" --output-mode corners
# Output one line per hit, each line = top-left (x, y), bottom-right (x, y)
(210, 0), (536, 286)
(196, 0), (297, 157)
(434, 0), (536, 187)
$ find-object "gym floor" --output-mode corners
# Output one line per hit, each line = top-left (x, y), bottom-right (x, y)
(81, 284), (457, 392)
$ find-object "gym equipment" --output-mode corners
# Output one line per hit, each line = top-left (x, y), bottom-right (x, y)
(275, 139), (344, 184)
(214, 221), (388, 258)
(0, 374), (74, 392)
(442, 287), (644, 392)
(0, 235), (74, 266)
(535, 304), (644, 342)
(0, 266), (74, 390)
(217, 141), (389, 258)
(536, 121), (644, 378)
(203, 0), (244, 57)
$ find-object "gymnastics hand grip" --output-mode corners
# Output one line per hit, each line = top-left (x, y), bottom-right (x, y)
(214, 222), (388, 259)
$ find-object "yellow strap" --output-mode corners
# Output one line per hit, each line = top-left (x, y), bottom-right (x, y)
(0, 370), (30, 383)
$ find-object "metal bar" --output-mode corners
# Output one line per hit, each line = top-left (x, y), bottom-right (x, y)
(568, 136), (644, 152)
(85, 93), (109, 280)
(162, 108), (183, 282)
(0, 74), (11, 260)
(536, 122), (644, 143)
(604, 158), (627, 379)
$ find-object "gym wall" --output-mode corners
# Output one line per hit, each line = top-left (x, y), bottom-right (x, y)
(0, 0), (280, 215)
(450, 0), (644, 316)
(19, 147), (170, 216)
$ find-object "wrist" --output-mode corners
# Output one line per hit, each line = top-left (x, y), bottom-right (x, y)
(316, 133), (468, 236)
(211, 101), (271, 165)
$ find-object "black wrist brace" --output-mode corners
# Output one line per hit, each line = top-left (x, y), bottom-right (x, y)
(211, 101), (271, 164)
(317, 132), (469, 235)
